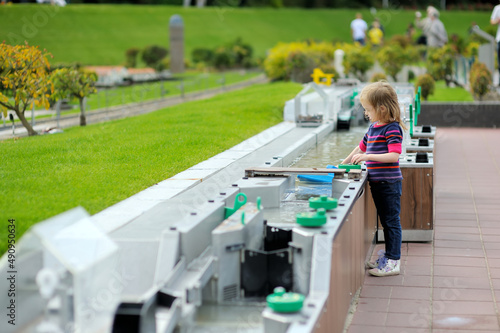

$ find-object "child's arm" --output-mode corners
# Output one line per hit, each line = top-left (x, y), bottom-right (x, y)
(341, 146), (364, 165)
(352, 152), (400, 164)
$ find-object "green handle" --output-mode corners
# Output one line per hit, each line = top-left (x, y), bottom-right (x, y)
(409, 104), (413, 137)
(224, 193), (247, 219)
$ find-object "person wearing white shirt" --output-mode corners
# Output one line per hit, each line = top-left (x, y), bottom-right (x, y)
(351, 13), (368, 46)
(491, 2), (500, 85)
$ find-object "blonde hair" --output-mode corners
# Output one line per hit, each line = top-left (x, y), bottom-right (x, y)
(359, 81), (407, 131)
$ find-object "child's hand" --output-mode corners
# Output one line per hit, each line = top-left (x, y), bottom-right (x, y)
(351, 153), (367, 165)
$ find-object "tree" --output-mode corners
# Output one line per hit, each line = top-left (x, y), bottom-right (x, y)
(426, 45), (455, 86)
(51, 68), (97, 126)
(415, 74), (435, 101)
(469, 62), (492, 101)
(0, 42), (53, 136)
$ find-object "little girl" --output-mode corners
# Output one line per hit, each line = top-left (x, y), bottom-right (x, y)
(342, 81), (406, 277)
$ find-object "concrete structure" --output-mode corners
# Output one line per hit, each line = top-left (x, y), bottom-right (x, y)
(169, 15), (185, 74)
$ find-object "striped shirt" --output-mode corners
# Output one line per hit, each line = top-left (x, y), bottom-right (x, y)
(359, 122), (403, 182)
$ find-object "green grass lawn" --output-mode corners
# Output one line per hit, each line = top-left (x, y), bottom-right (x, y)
(0, 5), (493, 65)
(427, 80), (475, 102)
(85, 70), (261, 111)
(0, 81), (301, 254)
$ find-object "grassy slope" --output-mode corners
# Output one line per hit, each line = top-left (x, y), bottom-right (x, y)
(428, 80), (474, 102)
(0, 81), (301, 253)
(0, 5), (492, 65)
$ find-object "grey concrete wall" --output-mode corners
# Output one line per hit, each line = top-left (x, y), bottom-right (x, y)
(418, 102), (500, 128)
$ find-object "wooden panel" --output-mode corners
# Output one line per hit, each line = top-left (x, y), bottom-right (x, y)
(422, 168), (434, 229)
(400, 167), (433, 230)
(401, 167), (419, 229)
(322, 189), (370, 333)
(364, 183), (378, 255)
(313, 304), (330, 333)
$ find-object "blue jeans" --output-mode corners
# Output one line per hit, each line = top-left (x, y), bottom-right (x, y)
(370, 180), (402, 260)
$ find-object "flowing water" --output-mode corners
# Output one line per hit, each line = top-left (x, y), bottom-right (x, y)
(263, 125), (368, 225)
(292, 126), (368, 168)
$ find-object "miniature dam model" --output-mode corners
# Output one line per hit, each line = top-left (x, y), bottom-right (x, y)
(0, 82), (434, 333)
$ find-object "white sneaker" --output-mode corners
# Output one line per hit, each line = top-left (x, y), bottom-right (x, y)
(368, 259), (400, 277)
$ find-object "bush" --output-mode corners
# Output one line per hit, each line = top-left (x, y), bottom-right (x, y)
(192, 38), (255, 70)
(389, 34), (412, 49)
(192, 48), (214, 64)
(376, 44), (408, 82)
(157, 57), (170, 72)
(264, 41), (335, 81)
(229, 38), (253, 67)
(340, 43), (374, 81)
(213, 46), (235, 70)
(284, 50), (315, 83)
(426, 45), (455, 85)
(469, 61), (492, 100)
(125, 47), (140, 68)
(318, 63), (338, 81)
(370, 72), (387, 82)
(464, 42), (479, 58)
(415, 74), (435, 101)
(142, 45), (169, 69)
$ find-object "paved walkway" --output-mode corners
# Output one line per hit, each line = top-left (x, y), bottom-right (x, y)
(347, 128), (500, 332)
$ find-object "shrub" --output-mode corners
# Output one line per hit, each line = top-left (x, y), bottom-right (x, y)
(318, 63), (338, 81)
(370, 72), (387, 82)
(192, 48), (214, 64)
(284, 50), (315, 83)
(376, 44), (408, 81)
(415, 74), (435, 101)
(426, 45), (454, 85)
(464, 42), (479, 58)
(157, 57), (170, 72)
(142, 45), (169, 69)
(408, 69), (416, 81)
(449, 34), (467, 55)
(469, 61), (492, 100)
(229, 38), (253, 67)
(264, 41), (335, 81)
(125, 47), (140, 68)
(340, 44), (374, 81)
(192, 38), (255, 70)
(213, 46), (235, 70)
(389, 34), (412, 49)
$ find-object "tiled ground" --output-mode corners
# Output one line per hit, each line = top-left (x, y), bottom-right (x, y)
(346, 128), (500, 333)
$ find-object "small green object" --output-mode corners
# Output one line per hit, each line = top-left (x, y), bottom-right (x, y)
(257, 196), (262, 210)
(266, 287), (305, 313)
(309, 195), (338, 210)
(409, 104), (414, 137)
(338, 164), (361, 172)
(224, 193), (247, 219)
(241, 211), (245, 225)
(296, 208), (327, 227)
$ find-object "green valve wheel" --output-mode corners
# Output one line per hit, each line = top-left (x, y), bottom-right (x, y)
(309, 195), (338, 210)
(296, 208), (327, 227)
(338, 164), (361, 172)
(266, 287), (305, 313)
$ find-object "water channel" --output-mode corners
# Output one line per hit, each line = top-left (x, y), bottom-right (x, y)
(261, 125), (368, 227)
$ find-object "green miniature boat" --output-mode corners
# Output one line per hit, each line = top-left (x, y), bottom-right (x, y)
(338, 164), (361, 172)
(309, 195), (338, 210)
(296, 208), (327, 227)
(266, 287), (305, 313)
